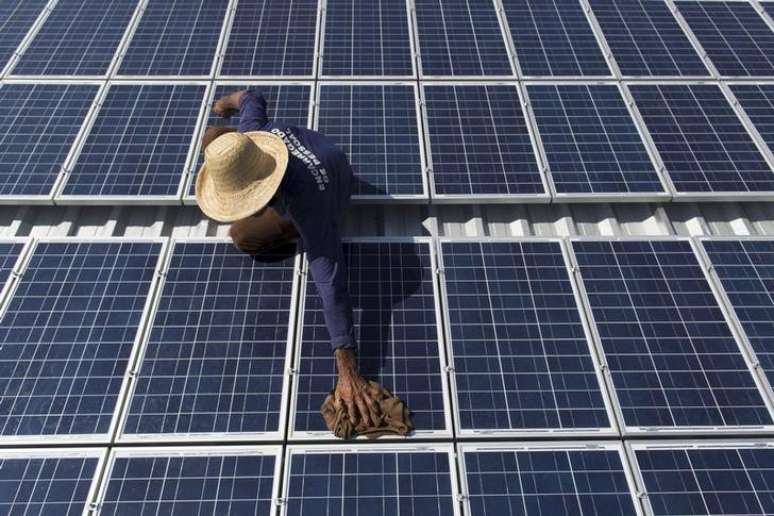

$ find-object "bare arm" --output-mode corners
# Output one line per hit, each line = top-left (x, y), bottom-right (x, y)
(201, 126), (236, 152)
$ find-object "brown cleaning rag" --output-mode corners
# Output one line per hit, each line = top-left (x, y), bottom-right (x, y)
(321, 380), (413, 440)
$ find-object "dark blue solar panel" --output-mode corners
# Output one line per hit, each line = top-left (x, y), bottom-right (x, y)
(528, 84), (662, 195)
(634, 446), (774, 515)
(123, 242), (295, 438)
(589, 0), (709, 77)
(64, 84), (205, 198)
(0, 0), (47, 71)
(11, 0), (137, 76)
(0, 453), (99, 516)
(463, 447), (638, 515)
(502, 0), (610, 77)
(118, 0), (228, 76)
(286, 449), (455, 515)
(703, 239), (774, 389)
(678, 1), (774, 77)
(293, 241), (447, 435)
(220, 0), (318, 77)
(0, 83), (98, 198)
(414, 0), (513, 76)
(441, 241), (610, 433)
(572, 239), (772, 429)
(0, 241), (161, 438)
(731, 84), (774, 155)
(100, 451), (276, 515)
(321, 0), (413, 77)
(629, 84), (774, 194)
(423, 84), (544, 197)
(0, 241), (23, 285)
(317, 84), (424, 197)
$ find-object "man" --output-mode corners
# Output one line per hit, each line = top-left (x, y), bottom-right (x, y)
(196, 88), (379, 429)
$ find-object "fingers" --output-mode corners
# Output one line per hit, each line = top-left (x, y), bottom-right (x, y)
(346, 399), (357, 425)
(355, 396), (373, 427)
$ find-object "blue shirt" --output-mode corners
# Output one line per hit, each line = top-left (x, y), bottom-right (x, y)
(238, 90), (356, 350)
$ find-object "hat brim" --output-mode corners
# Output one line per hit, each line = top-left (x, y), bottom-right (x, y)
(195, 131), (288, 223)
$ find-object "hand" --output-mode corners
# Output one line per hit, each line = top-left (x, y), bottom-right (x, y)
(334, 349), (379, 427)
(212, 90), (245, 118)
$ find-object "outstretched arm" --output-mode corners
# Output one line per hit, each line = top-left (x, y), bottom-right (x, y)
(212, 89), (269, 132)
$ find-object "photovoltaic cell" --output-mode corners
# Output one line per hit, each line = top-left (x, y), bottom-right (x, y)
(117, 0), (229, 76)
(634, 445), (774, 515)
(440, 241), (610, 434)
(316, 84), (424, 197)
(502, 0), (610, 77)
(0, 452), (99, 516)
(527, 84), (663, 195)
(589, 0), (709, 77)
(423, 84), (544, 197)
(0, 241), (23, 285)
(293, 241), (447, 435)
(731, 84), (774, 155)
(123, 242), (296, 438)
(629, 84), (774, 194)
(702, 239), (774, 388)
(63, 84), (205, 198)
(0, 241), (161, 439)
(321, 0), (413, 77)
(11, 0), (137, 76)
(0, 83), (98, 198)
(285, 448), (456, 515)
(677, 1), (774, 77)
(220, 0), (318, 77)
(0, 0), (48, 71)
(462, 447), (638, 515)
(100, 451), (277, 515)
(414, 0), (513, 77)
(572, 239), (773, 430)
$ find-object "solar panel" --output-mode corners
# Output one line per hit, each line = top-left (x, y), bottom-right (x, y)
(414, 0), (513, 77)
(284, 445), (459, 515)
(701, 239), (774, 390)
(571, 239), (773, 431)
(320, 0), (414, 77)
(0, 449), (103, 516)
(628, 84), (774, 196)
(730, 83), (774, 155)
(96, 447), (280, 515)
(0, 239), (24, 286)
(10, 0), (137, 76)
(501, 0), (611, 77)
(0, 83), (98, 200)
(316, 83), (425, 198)
(61, 83), (206, 201)
(0, 239), (162, 442)
(423, 84), (546, 199)
(291, 240), (450, 438)
(121, 241), (297, 441)
(677, 1), (774, 77)
(0, 0), (48, 73)
(459, 444), (640, 516)
(527, 84), (664, 197)
(588, 0), (709, 77)
(439, 240), (613, 436)
(117, 0), (229, 76)
(186, 82), (313, 200)
(219, 0), (318, 77)
(631, 443), (774, 516)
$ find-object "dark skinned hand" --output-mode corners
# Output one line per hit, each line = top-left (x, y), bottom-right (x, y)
(212, 90), (245, 118)
(333, 348), (381, 427)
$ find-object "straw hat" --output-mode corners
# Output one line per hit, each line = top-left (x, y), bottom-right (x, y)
(196, 131), (288, 223)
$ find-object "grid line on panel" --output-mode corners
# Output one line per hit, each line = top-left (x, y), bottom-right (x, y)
(0, 83), (99, 199)
(62, 83), (205, 199)
(527, 84), (663, 196)
(10, 0), (138, 76)
(321, 0), (413, 77)
(316, 84), (424, 197)
(440, 241), (611, 433)
(676, 0), (774, 77)
(0, 242), (23, 286)
(0, 0), (49, 75)
(123, 242), (296, 438)
(572, 239), (773, 430)
(730, 83), (774, 156)
(117, 0), (229, 77)
(500, 0), (611, 77)
(0, 241), (162, 439)
(588, 0), (710, 77)
(628, 83), (774, 195)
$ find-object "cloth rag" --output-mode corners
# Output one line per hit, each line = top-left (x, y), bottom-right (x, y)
(321, 380), (413, 440)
